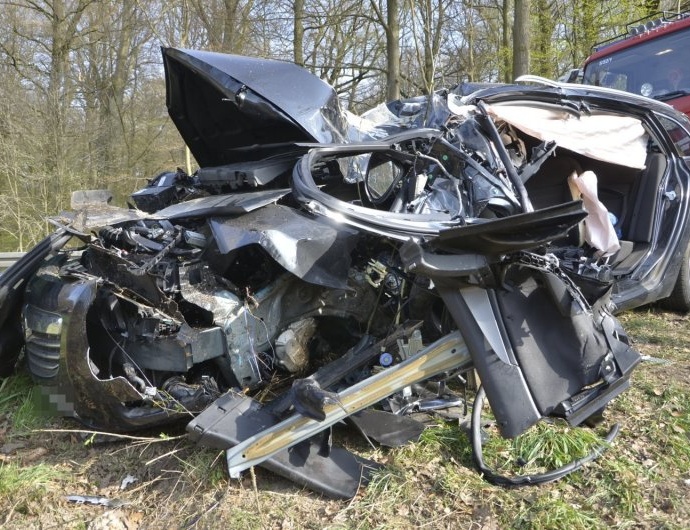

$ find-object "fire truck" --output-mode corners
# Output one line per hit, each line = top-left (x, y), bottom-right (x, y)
(581, 11), (690, 117)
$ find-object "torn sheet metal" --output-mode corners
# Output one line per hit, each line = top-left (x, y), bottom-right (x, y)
(209, 204), (358, 289)
(187, 390), (379, 499)
(350, 409), (426, 447)
(155, 189), (291, 220)
(162, 48), (347, 167)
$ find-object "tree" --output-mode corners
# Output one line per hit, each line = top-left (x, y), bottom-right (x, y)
(386, 0), (401, 100)
(406, 0), (451, 95)
(77, 1), (154, 186)
(0, 0), (95, 233)
(294, 0), (305, 65)
(189, 0), (258, 53)
(532, 0), (554, 77)
(513, 0), (530, 77)
(501, 0), (511, 82)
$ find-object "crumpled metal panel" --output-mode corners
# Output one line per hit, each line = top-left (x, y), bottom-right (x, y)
(187, 391), (379, 499)
(162, 47), (347, 167)
(52, 206), (148, 233)
(209, 204), (358, 289)
(154, 189), (291, 220)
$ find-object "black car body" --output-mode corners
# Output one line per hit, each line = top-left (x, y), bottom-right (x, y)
(2, 48), (689, 496)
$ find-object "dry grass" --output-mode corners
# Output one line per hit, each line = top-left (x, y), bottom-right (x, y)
(0, 306), (689, 529)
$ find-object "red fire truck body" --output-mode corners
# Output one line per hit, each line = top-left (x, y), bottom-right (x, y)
(582, 12), (690, 117)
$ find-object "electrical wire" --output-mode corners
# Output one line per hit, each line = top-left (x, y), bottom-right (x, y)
(471, 385), (619, 486)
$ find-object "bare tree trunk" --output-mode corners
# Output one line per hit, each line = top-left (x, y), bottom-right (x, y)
(466, 1), (475, 82)
(293, 0), (304, 65)
(387, 0), (401, 100)
(502, 0), (511, 82)
(100, 0), (137, 180)
(413, 0), (447, 94)
(221, 0), (254, 52)
(47, 1), (89, 172)
(190, 0), (255, 53)
(44, 0), (92, 215)
(513, 0), (530, 78)
(533, 0), (553, 77)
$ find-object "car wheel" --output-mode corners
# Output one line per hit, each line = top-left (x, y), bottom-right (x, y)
(664, 241), (690, 312)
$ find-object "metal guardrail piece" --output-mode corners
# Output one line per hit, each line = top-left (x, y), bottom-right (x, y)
(0, 252), (27, 270)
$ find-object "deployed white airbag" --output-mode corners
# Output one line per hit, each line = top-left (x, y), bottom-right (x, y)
(486, 104), (648, 169)
(568, 170), (621, 257)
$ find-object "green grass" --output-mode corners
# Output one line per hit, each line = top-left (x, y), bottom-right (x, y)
(0, 372), (31, 412)
(173, 446), (227, 487)
(0, 462), (70, 523)
(479, 419), (606, 476)
(510, 495), (603, 530)
(0, 371), (50, 433)
(0, 461), (68, 496)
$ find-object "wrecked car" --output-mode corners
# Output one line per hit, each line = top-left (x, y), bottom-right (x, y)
(2, 47), (690, 497)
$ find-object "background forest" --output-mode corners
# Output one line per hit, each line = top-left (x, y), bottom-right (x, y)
(0, 0), (688, 251)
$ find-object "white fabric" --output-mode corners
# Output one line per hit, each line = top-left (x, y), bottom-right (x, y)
(568, 170), (621, 257)
(486, 104), (648, 169)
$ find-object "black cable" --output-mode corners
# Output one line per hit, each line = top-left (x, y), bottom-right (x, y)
(471, 385), (619, 486)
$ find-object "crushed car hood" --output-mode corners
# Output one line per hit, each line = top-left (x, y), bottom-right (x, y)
(162, 47), (347, 166)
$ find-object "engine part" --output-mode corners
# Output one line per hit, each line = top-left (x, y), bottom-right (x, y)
(274, 318), (316, 373)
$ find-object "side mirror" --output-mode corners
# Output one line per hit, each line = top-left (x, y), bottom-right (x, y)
(365, 153), (405, 204)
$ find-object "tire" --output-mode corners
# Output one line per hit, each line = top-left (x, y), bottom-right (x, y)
(663, 241), (690, 312)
